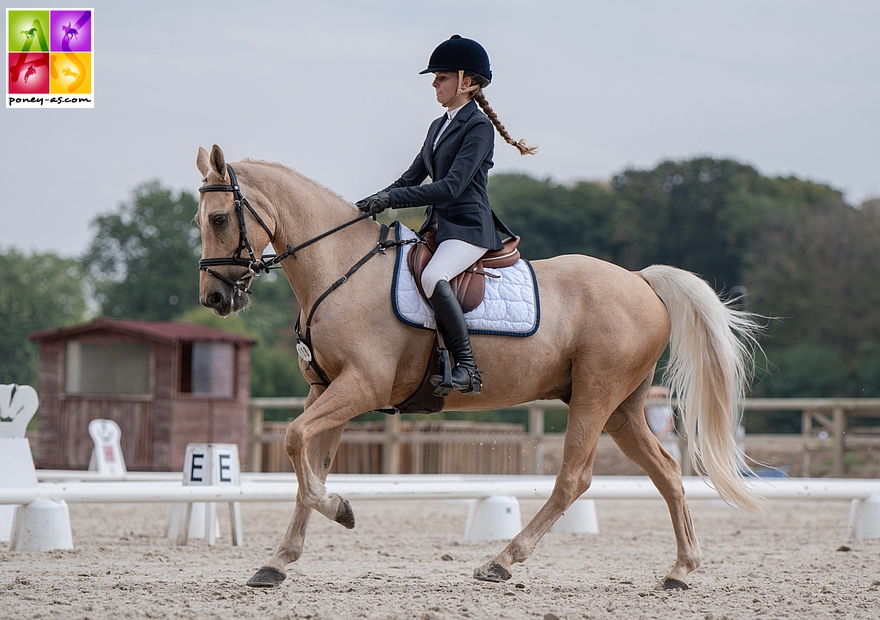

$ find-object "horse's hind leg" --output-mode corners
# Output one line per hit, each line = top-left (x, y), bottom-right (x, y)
(473, 399), (606, 582)
(246, 422), (346, 587)
(604, 389), (701, 590)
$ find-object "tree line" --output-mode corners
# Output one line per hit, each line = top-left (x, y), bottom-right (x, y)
(3, 157), (879, 431)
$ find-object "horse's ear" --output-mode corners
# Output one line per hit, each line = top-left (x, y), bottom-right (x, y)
(209, 144), (227, 178)
(196, 146), (210, 177)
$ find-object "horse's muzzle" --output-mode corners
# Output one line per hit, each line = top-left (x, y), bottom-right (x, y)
(201, 282), (248, 316)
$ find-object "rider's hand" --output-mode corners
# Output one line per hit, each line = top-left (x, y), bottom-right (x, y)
(356, 191), (390, 216)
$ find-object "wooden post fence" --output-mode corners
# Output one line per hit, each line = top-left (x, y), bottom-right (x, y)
(247, 397), (880, 476)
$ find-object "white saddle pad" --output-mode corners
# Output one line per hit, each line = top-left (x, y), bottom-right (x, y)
(390, 222), (540, 337)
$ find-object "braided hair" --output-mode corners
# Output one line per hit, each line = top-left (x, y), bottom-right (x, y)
(474, 90), (537, 156)
(459, 71), (537, 156)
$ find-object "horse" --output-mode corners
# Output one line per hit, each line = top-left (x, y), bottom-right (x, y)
(195, 144), (761, 590)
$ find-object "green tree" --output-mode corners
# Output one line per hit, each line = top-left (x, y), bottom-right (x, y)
(744, 203), (880, 353)
(0, 250), (87, 387)
(761, 343), (851, 399)
(83, 181), (200, 320)
(610, 158), (844, 292)
(489, 174), (621, 261)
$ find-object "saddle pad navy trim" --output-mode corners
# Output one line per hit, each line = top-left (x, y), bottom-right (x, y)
(390, 221), (541, 337)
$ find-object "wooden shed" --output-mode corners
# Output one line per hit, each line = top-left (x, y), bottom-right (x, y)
(29, 318), (255, 471)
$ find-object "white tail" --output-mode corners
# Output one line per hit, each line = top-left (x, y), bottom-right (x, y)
(641, 265), (762, 511)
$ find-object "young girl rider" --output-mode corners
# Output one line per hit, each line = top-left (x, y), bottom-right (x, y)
(356, 35), (535, 396)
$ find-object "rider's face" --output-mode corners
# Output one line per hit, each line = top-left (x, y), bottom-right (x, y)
(432, 71), (471, 109)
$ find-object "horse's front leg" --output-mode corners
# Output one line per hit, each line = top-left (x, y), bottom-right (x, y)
(246, 422), (345, 588)
(282, 378), (376, 526)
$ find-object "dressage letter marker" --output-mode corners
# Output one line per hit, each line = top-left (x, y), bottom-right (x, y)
(166, 444), (243, 546)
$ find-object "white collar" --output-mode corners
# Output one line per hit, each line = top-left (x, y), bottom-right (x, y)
(434, 101), (469, 150)
(445, 101), (468, 120)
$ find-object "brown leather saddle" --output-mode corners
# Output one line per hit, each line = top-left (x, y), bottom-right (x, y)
(407, 230), (521, 311)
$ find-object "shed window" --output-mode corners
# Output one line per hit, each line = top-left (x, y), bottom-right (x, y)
(66, 342), (151, 395)
(179, 342), (234, 397)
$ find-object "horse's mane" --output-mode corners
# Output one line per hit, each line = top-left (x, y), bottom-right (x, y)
(240, 158), (351, 206)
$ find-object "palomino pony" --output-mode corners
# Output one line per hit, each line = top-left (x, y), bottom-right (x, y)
(195, 144), (760, 590)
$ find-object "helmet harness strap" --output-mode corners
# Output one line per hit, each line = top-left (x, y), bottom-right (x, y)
(456, 70), (480, 96)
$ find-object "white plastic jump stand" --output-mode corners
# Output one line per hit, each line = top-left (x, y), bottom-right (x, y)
(0, 384), (71, 551)
(87, 419), (127, 477)
(550, 498), (599, 534)
(463, 496), (522, 541)
(847, 496), (880, 541)
(165, 443), (243, 546)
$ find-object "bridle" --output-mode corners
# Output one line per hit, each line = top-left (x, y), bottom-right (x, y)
(198, 163), (372, 295)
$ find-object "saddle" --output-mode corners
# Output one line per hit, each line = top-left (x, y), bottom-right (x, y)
(407, 231), (521, 310)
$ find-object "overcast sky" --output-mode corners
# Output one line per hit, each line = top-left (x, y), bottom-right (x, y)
(3, 1), (878, 258)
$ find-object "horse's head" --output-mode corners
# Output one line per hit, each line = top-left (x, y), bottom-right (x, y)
(195, 144), (275, 316)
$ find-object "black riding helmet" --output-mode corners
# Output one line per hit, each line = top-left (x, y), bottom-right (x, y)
(419, 35), (492, 85)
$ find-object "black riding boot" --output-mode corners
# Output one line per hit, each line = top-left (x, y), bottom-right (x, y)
(429, 280), (482, 395)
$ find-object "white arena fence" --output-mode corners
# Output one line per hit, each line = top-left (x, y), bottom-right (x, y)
(5, 474), (880, 548)
(5, 473), (880, 504)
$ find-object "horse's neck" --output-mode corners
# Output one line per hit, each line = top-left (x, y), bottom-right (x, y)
(279, 216), (386, 314)
(256, 165), (385, 310)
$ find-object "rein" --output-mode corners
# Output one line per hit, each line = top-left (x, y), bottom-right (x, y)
(198, 163), (372, 295)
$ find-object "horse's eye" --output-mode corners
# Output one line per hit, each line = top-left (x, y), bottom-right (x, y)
(210, 214), (229, 227)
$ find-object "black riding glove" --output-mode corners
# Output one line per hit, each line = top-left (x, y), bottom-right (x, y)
(356, 191), (390, 216)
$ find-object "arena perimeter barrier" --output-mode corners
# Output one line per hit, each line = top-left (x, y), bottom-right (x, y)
(5, 474), (880, 504)
(5, 475), (880, 547)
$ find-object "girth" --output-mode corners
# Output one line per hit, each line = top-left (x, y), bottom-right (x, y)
(407, 231), (521, 311)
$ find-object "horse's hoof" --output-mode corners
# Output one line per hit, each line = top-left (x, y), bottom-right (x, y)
(473, 561), (512, 582)
(658, 577), (689, 590)
(246, 567), (286, 588)
(335, 497), (355, 529)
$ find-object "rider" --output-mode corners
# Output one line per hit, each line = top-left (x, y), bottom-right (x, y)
(356, 35), (536, 396)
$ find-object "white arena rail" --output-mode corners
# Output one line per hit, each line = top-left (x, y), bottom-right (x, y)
(6, 474), (880, 549)
(6, 474), (880, 505)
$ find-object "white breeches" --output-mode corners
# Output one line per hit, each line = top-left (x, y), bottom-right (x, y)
(421, 239), (488, 298)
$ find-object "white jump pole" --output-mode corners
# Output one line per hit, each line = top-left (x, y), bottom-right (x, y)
(4, 476), (880, 549)
(4, 476), (880, 505)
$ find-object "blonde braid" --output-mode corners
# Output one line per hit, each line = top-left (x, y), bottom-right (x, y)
(473, 89), (537, 156)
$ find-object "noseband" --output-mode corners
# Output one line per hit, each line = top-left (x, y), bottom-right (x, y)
(198, 163), (372, 295)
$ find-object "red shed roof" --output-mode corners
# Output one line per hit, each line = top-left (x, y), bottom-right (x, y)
(29, 318), (257, 346)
